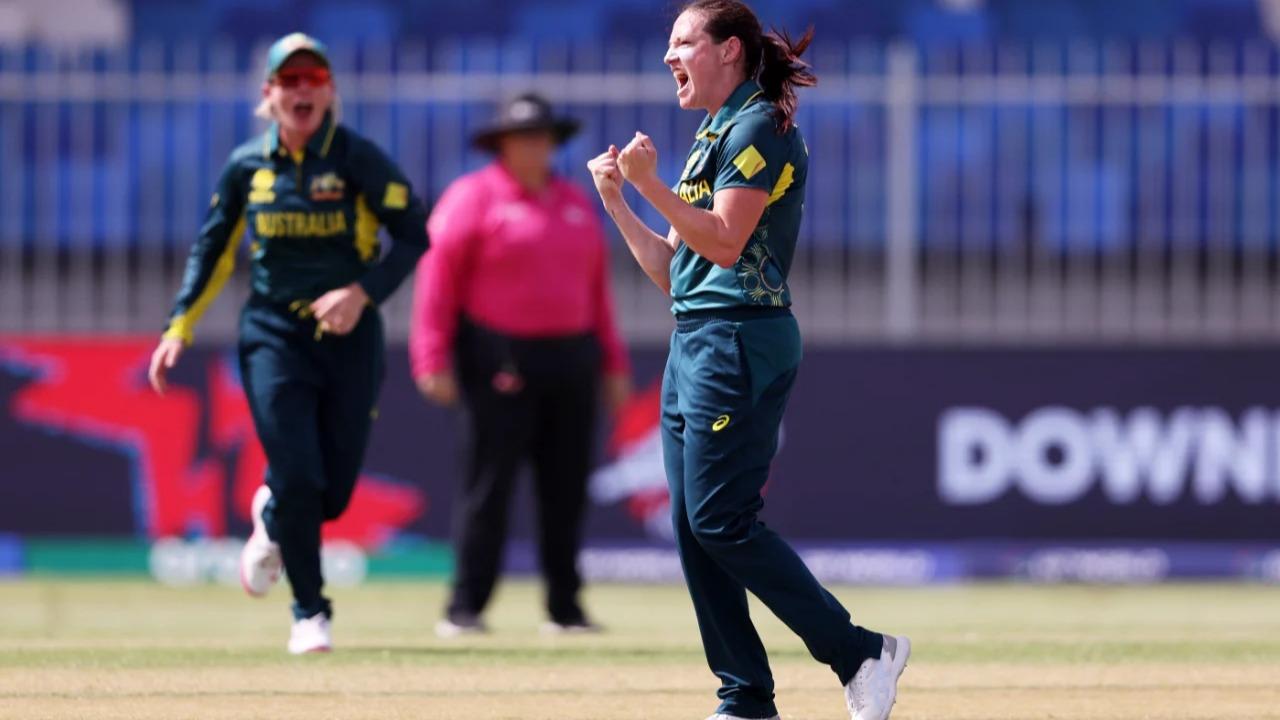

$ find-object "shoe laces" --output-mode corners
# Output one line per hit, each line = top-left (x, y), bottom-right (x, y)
(846, 653), (888, 714)
(295, 613), (329, 633)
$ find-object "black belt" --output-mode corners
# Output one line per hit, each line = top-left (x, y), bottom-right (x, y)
(674, 305), (791, 330)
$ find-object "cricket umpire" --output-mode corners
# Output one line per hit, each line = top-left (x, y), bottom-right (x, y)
(147, 32), (429, 654)
(411, 94), (631, 636)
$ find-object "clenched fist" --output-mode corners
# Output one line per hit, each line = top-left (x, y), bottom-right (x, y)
(617, 131), (659, 187)
(587, 145), (624, 204)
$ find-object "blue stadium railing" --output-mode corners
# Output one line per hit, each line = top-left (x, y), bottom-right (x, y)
(4, 38), (1280, 342)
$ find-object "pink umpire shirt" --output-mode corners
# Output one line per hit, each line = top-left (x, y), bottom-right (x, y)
(410, 162), (629, 378)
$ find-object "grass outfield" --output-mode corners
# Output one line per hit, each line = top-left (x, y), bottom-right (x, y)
(0, 580), (1277, 719)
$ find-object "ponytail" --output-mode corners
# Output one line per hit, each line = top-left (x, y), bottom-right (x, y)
(755, 26), (815, 134)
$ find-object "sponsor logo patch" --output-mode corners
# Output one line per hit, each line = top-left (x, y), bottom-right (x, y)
(249, 169), (277, 204)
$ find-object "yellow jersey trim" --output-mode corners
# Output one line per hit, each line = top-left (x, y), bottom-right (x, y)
(354, 194), (380, 261)
(696, 90), (766, 141)
(164, 214), (245, 345)
(768, 162), (795, 205)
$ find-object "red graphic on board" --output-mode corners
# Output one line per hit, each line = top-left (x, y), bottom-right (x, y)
(588, 375), (781, 540)
(589, 380), (672, 538)
(0, 338), (425, 549)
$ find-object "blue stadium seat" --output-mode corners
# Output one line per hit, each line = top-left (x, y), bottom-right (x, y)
(124, 0), (1273, 45)
(906, 4), (993, 46)
(308, 2), (396, 42)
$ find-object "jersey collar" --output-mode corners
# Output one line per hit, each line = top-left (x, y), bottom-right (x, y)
(696, 79), (764, 142)
(263, 111), (338, 159)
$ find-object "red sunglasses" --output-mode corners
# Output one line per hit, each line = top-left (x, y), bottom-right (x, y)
(273, 67), (332, 89)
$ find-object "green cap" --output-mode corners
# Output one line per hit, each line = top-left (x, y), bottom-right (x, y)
(265, 32), (330, 78)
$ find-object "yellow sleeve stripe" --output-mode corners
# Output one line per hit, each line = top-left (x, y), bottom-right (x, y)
(732, 144), (767, 181)
(164, 214), (245, 345)
(355, 193), (381, 261)
(768, 162), (796, 205)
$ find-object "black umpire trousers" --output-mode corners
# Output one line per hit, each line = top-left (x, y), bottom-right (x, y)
(446, 317), (600, 624)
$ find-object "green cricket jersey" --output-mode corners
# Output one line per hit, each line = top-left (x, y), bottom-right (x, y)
(164, 112), (429, 344)
(668, 80), (808, 314)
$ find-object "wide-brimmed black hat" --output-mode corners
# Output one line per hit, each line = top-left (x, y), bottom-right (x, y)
(471, 93), (581, 152)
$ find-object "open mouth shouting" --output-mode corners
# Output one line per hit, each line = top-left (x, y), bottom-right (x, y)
(673, 69), (691, 97)
(290, 101), (316, 124)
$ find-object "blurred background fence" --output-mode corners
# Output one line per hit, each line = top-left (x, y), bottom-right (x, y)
(8, 37), (1280, 344)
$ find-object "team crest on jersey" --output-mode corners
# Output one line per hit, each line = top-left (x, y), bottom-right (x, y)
(249, 169), (277, 204)
(309, 172), (346, 202)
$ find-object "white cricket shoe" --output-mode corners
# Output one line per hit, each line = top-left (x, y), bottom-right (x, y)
(435, 613), (488, 638)
(704, 714), (780, 720)
(288, 612), (332, 654)
(239, 485), (282, 597)
(845, 634), (911, 720)
(540, 618), (604, 636)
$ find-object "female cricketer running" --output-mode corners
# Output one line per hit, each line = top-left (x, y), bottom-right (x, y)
(147, 33), (429, 654)
(586, 2), (909, 718)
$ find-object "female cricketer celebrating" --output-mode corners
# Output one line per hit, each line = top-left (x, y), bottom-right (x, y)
(587, 2), (908, 718)
(147, 33), (429, 654)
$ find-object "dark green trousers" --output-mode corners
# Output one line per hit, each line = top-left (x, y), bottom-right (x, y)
(660, 308), (882, 719)
(238, 296), (384, 621)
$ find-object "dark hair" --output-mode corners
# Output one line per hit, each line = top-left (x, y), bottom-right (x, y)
(679, 0), (816, 133)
